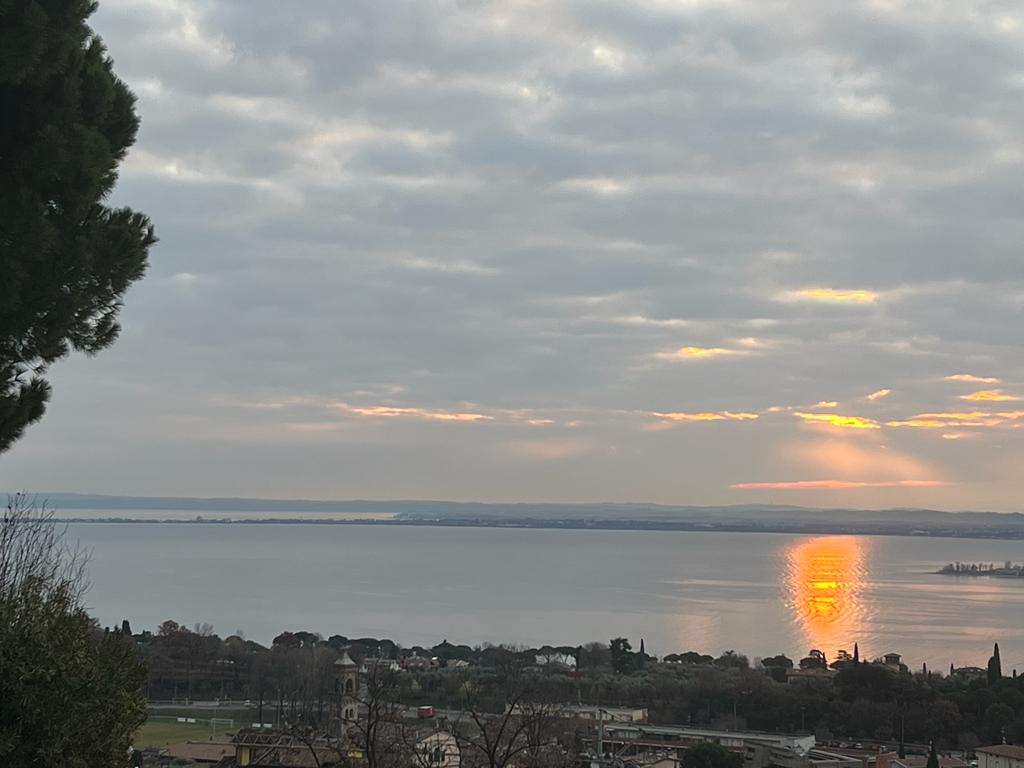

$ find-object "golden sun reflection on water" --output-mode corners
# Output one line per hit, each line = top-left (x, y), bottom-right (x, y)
(785, 536), (870, 659)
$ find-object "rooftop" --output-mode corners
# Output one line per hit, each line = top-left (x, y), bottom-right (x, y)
(161, 739), (234, 763)
(977, 746), (1024, 760)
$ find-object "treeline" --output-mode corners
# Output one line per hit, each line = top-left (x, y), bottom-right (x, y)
(127, 621), (1024, 750)
(938, 562), (1024, 576)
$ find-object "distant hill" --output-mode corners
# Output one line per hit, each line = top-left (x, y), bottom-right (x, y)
(8, 492), (1024, 538)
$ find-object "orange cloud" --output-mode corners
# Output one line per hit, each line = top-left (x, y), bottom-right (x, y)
(888, 411), (1012, 428)
(814, 401), (838, 408)
(337, 404), (492, 422)
(866, 389), (891, 401)
(946, 374), (1000, 384)
(652, 411), (759, 423)
(784, 288), (878, 304)
(887, 410), (1024, 430)
(795, 412), (880, 429)
(886, 419), (949, 428)
(731, 479), (949, 490)
(960, 390), (1021, 402)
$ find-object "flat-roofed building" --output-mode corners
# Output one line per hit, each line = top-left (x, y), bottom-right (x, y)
(977, 745), (1024, 768)
(582, 722), (816, 768)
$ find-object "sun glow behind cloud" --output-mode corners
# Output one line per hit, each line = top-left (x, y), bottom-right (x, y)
(784, 288), (879, 304)
(658, 346), (742, 360)
(732, 479), (948, 489)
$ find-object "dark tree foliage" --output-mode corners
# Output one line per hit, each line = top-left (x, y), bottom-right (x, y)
(682, 742), (743, 768)
(0, 0), (155, 452)
(0, 494), (147, 767)
(610, 637), (636, 675)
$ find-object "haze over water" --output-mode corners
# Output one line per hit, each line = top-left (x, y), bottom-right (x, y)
(72, 523), (1024, 672)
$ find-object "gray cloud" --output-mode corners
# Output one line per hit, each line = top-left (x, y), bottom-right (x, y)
(4, 0), (1024, 510)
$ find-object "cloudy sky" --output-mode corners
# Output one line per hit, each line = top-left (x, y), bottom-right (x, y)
(4, 0), (1024, 510)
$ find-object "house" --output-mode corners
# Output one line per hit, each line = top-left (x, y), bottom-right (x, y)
(893, 755), (967, 768)
(539, 704), (648, 723)
(534, 652), (578, 672)
(413, 730), (460, 768)
(874, 654), (906, 672)
(786, 667), (837, 685)
(581, 722), (815, 768)
(214, 728), (346, 767)
(161, 739), (234, 764)
(951, 666), (987, 682)
(977, 745), (1024, 768)
(361, 657), (401, 675)
(402, 655), (437, 671)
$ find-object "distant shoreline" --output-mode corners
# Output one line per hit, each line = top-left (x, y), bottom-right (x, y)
(54, 515), (1024, 541)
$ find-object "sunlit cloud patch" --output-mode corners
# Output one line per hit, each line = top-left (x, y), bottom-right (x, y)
(782, 288), (879, 304)
(945, 374), (1000, 384)
(657, 346), (745, 360)
(795, 413), (881, 429)
(960, 390), (1021, 402)
(652, 411), (760, 423)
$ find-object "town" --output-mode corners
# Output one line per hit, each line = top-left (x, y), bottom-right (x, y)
(130, 624), (1024, 768)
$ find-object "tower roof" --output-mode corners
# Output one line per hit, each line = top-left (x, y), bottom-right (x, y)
(335, 651), (356, 668)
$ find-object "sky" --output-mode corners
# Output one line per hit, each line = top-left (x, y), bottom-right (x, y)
(3, 0), (1024, 510)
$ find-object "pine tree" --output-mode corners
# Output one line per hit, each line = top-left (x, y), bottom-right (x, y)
(0, 0), (155, 452)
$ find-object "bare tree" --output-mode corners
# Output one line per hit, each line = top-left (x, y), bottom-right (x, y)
(453, 655), (571, 768)
(342, 661), (409, 768)
(1, 493), (146, 766)
(282, 656), (410, 768)
(0, 493), (87, 605)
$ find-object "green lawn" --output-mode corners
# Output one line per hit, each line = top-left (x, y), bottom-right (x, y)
(135, 719), (225, 748)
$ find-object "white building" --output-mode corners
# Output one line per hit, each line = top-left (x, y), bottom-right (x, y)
(414, 730), (460, 768)
(977, 745), (1024, 768)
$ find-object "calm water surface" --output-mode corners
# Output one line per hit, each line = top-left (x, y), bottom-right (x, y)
(68, 524), (1024, 672)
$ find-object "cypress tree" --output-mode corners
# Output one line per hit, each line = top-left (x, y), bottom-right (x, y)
(0, 0), (155, 452)
(988, 643), (1003, 685)
(853, 643), (859, 663)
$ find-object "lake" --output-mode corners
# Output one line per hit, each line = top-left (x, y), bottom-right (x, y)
(68, 523), (1024, 672)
